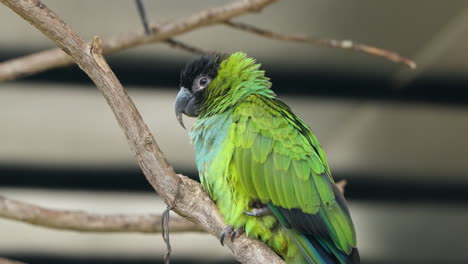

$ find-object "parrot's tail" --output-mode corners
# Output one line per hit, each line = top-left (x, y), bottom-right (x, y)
(269, 205), (360, 264)
(307, 234), (360, 264)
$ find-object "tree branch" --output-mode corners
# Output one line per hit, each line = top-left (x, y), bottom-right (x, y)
(0, 0), (276, 81)
(224, 21), (416, 69)
(0, 180), (347, 233)
(0, 0), (282, 263)
(0, 195), (203, 233)
(0, 1), (416, 82)
(0, 258), (27, 264)
(0, 36), (205, 81)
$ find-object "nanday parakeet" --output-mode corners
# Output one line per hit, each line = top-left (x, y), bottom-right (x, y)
(175, 52), (359, 264)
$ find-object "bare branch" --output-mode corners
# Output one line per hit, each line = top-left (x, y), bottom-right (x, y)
(0, 0), (282, 263)
(224, 20), (417, 69)
(0, 0), (276, 81)
(0, 0), (417, 83)
(135, 0), (151, 36)
(0, 36), (205, 82)
(0, 48), (72, 81)
(0, 181), (348, 234)
(0, 258), (27, 264)
(164, 38), (208, 55)
(0, 195), (203, 233)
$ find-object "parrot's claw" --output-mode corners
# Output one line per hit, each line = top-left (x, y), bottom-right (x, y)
(219, 225), (233, 246)
(230, 227), (244, 242)
(219, 225), (244, 246)
(244, 207), (271, 217)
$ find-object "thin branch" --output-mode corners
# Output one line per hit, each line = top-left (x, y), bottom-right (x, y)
(224, 20), (417, 69)
(0, 36), (205, 82)
(0, 181), (348, 233)
(0, 48), (73, 81)
(0, 1), (417, 82)
(164, 38), (208, 54)
(0, 195), (203, 233)
(0, 258), (27, 264)
(0, 0), (282, 263)
(135, 0), (151, 36)
(0, 0), (276, 81)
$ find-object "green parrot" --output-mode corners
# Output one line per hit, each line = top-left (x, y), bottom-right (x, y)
(175, 52), (359, 264)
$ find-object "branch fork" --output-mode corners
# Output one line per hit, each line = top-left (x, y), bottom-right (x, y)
(0, 0), (283, 262)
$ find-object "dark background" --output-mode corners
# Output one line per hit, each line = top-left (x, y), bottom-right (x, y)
(1, 1), (468, 263)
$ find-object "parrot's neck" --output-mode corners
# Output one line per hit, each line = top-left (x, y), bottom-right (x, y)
(199, 52), (275, 118)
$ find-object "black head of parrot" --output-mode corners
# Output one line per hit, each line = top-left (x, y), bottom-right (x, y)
(175, 53), (226, 129)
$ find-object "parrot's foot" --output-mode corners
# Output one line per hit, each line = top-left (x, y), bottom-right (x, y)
(244, 206), (270, 217)
(219, 225), (244, 246)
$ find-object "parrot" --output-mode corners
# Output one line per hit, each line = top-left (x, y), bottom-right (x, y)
(175, 52), (359, 264)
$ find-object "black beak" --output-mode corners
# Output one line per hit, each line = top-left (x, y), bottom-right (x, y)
(175, 87), (193, 129)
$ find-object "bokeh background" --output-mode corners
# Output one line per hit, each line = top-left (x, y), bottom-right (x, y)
(1, 0), (468, 263)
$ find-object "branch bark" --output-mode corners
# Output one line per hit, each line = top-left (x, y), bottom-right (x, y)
(224, 20), (416, 69)
(0, 0), (282, 263)
(0, 195), (203, 233)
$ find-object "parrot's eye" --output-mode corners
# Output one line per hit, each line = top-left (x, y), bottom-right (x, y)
(192, 76), (211, 93)
(198, 77), (210, 88)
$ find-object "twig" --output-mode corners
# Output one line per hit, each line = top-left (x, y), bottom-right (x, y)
(0, 0), (276, 81)
(164, 38), (208, 54)
(224, 20), (417, 69)
(0, 0), (283, 263)
(0, 195), (203, 233)
(137, 0), (209, 57)
(135, 0), (151, 35)
(0, 258), (27, 264)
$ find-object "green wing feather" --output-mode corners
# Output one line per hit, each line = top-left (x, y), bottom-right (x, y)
(231, 95), (356, 254)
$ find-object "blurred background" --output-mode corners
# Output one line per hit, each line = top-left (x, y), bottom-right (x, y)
(1, 0), (468, 263)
